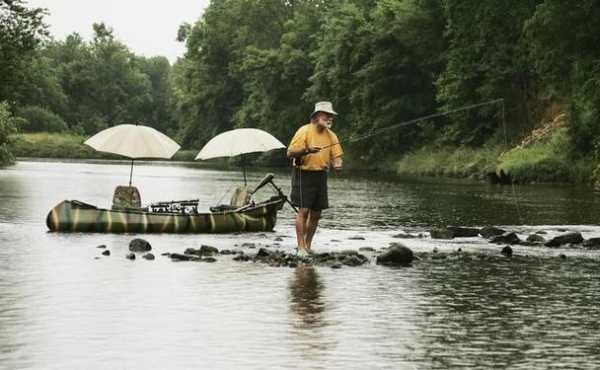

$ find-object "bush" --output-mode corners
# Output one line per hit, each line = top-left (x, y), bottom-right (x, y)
(16, 105), (68, 132)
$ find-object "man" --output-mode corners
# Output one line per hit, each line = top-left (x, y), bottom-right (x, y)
(287, 101), (343, 256)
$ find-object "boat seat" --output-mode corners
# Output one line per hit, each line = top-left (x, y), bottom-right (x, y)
(112, 185), (141, 210)
(230, 186), (251, 207)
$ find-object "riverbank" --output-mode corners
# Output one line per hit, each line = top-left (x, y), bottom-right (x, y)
(9, 131), (599, 186)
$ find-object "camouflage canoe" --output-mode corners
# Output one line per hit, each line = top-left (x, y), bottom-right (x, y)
(46, 196), (285, 233)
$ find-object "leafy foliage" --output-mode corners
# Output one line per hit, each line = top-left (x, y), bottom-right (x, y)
(0, 101), (17, 165)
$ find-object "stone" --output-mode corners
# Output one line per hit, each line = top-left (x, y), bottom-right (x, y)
(544, 232), (584, 247)
(202, 257), (217, 263)
(102, 250), (110, 256)
(129, 238), (151, 252)
(501, 246), (513, 257)
(348, 236), (366, 240)
(97, 245), (107, 249)
(331, 263), (342, 269)
(392, 233), (416, 239)
(376, 244), (414, 266)
(526, 234), (545, 243)
(583, 237), (600, 249)
(274, 237), (284, 242)
(256, 248), (272, 258)
(559, 254), (567, 259)
(490, 232), (521, 245)
(126, 253), (136, 260)
(535, 230), (547, 235)
(430, 227), (454, 239)
(185, 245), (219, 257)
(143, 253), (155, 260)
(331, 239), (341, 242)
(479, 226), (506, 238)
(447, 226), (480, 238)
(358, 247), (375, 252)
(219, 249), (237, 255)
(241, 242), (256, 248)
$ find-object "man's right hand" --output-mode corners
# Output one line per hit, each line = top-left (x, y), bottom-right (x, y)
(306, 146), (321, 154)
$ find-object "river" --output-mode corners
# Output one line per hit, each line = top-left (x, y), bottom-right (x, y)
(0, 160), (599, 369)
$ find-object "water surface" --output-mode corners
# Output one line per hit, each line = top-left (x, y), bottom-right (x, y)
(0, 160), (599, 369)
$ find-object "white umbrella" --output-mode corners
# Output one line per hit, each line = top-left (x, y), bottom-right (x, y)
(195, 128), (286, 185)
(85, 124), (181, 185)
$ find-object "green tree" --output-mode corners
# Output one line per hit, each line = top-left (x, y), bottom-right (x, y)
(436, 0), (538, 145)
(526, 0), (600, 155)
(0, 101), (17, 165)
(0, 0), (48, 103)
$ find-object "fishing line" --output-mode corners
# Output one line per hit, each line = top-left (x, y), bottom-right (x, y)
(319, 98), (505, 149)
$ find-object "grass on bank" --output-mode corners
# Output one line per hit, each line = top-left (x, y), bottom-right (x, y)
(498, 127), (594, 183)
(9, 132), (199, 161)
(395, 145), (503, 179)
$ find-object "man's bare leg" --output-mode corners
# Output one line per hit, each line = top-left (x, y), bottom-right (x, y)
(295, 208), (310, 251)
(305, 209), (321, 251)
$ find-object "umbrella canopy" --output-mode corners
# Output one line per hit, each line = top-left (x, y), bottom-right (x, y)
(195, 128), (285, 160)
(195, 128), (285, 185)
(84, 124), (181, 186)
(85, 124), (180, 159)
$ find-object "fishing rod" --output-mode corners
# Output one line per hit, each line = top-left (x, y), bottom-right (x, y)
(316, 98), (505, 150)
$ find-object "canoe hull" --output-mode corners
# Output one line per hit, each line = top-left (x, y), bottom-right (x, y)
(46, 199), (284, 233)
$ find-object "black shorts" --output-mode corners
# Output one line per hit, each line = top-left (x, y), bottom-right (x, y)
(290, 169), (328, 210)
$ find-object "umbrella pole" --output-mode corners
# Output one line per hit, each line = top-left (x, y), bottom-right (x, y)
(242, 155), (247, 186)
(129, 159), (134, 186)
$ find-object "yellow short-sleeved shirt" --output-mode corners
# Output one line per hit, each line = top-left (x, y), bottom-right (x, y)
(287, 123), (344, 171)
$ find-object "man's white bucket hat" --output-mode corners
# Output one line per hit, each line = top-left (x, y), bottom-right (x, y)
(310, 101), (338, 119)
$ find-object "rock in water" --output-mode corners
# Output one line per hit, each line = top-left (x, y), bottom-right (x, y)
(126, 253), (136, 260)
(102, 250), (110, 256)
(501, 245), (513, 257)
(185, 245), (219, 257)
(479, 226), (506, 238)
(490, 232), (521, 245)
(129, 238), (151, 252)
(544, 232), (584, 247)
(376, 244), (414, 266)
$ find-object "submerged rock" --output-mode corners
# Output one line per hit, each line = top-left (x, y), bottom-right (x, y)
(169, 253), (201, 262)
(490, 232), (521, 245)
(430, 227), (454, 239)
(126, 253), (136, 260)
(479, 226), (506, 238)
(101, 250), (110, 256)
(358, 247), (375, 252)
(348, 236), (366, 240)
(376, 244), (414, 266)
(392, 233), (417, 239)
(447, 226), (480, 238)
(129, 238), (151, 252)
(583, 237), (600, 249)
(501, 245), (513, 257)
(97, 245), (107, 249)
(143, 253), (155, 260)
(526, 234), (545, 243)
(544, 232), (584, 247)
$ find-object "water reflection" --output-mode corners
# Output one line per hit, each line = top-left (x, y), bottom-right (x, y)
(289, 265), (325, 329)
